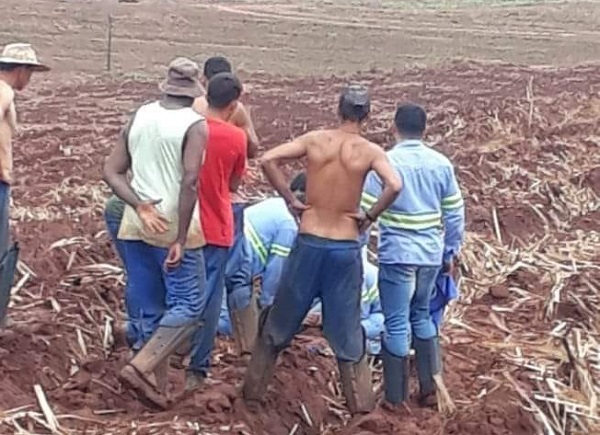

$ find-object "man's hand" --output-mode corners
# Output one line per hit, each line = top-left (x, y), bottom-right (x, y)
(443, 259), (455, 277)
(164, 242), (183, 270)
(349, 210), (375, 233)
(287, 198), (310, 221)
(136, 200), (169, 234)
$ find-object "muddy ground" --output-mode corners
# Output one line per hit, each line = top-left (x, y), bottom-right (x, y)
(1, 0), (600, 433)
(0, 61), (598, 434)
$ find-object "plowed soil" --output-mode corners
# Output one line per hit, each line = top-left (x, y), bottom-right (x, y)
(2, 0), (600, 433)
(1, 61), (598, 434)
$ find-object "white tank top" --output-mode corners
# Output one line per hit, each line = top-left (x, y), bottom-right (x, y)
(117, 101), (206, 249)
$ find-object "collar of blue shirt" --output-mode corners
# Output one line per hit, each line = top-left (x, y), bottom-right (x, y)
(394, 139), (424, 149)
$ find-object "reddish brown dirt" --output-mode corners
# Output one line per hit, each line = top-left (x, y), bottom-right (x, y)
(1, 62), (600, 433)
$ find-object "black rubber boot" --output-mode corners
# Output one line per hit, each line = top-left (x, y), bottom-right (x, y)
(381, 343), (410, 405)
(413, 336), (442, 406)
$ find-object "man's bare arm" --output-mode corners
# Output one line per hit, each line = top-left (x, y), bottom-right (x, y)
(176, 120), (207, 244)
(231, 103), (259, 159)
(103, 120), (143, 209)
(260, 133), (310, 204)
(366, 146), (402, 219)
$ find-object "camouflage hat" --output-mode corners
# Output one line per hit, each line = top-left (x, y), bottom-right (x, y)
(159, 57), (204, 99)
(0, 43), (50, 72)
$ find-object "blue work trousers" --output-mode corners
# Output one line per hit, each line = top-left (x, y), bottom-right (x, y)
(378, 264), (440, 357)
(188, 244), (229, 375)
(262, 234), (364, 362)
(0, 181), (10, 254)
(123, 240), (206, 350)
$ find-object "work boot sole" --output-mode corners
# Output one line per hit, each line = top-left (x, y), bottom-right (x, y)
(119, 364), (170, 410)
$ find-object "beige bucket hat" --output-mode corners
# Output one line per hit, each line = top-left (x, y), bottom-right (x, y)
(0, 43), (50, 72)
(159, 57), (204, 99)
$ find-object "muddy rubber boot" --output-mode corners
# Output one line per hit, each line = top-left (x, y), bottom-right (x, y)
(231, 292), (260, 356)
(170, 342), (192, 370)
(184, 370), (206, 392)
(414, 336), (442, 407)
(242, 308), (279, 403)
(381, 344), (410, 406)
(119, 323), (198, 409)
(338, 353), (376, 415)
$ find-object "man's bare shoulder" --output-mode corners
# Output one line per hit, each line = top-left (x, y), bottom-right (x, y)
(0, 81), (15, 106)
(230, 101), (250, 127)
(192, 96), (208, 116)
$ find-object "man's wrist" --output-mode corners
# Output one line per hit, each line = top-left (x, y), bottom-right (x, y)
(365, 209), (377, 222)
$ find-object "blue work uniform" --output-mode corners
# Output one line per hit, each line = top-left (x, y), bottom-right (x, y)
(362, 139), (465, 358)
(227, 197), (298, 312)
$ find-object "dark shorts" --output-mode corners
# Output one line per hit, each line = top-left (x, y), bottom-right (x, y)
(263, 233), (365, 362)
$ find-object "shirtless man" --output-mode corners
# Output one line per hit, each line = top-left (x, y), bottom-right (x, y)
(0, 43), (49, 325)
(242, 85), (402, 414)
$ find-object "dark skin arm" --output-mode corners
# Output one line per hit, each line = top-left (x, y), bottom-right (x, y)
(103, 118), (141, 209)
(165, 119), (207, 268)
(103, 117), (169, 233)
(260, 133), (311, 216)
(230, 102), (259, 159)
(176, 120), (207, 245)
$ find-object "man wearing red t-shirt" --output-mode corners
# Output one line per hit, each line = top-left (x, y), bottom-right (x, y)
(187, 72), (247, 389)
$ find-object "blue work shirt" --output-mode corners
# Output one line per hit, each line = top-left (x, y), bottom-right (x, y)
(362, 139), (465, 266)
(245, 197), (298, 306)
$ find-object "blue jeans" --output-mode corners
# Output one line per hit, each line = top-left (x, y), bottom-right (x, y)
(123, 240), (206, 349)
(378, 264), (440, 357)
(263, 234), (364, 362)
(188, 244), (229, 375)
(104, 208), (140, 347)
(103, 209), (127, 267)
(0, 182), (10, 254)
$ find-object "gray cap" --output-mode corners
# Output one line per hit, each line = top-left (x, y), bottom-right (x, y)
(339, 84), (370, 120)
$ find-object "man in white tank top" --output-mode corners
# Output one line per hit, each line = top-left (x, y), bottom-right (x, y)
(103, 57), (208, 409)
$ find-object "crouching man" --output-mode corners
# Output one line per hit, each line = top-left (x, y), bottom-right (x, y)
(103, 58), (208, 408)
(223, 173), (306, 355)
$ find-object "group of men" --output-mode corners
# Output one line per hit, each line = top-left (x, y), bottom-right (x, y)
(0, 39), (465, 415)
(102, 53), (465, 414)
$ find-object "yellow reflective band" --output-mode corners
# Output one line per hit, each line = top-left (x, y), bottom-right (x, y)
(442, 192), (464, 210)
(362, 283), (378, 304)
(270, 244), (291, 257)
(379, 210), (442, 231)
(245, 223), (268, 264)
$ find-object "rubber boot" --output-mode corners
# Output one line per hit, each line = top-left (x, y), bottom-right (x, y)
(381, 343), (410, 406)
(338, 353), (376, 414)
(242, 307), (280, 403)
(231, 291), (260, 356)
(184, 370), (206, 392)
(414, 336), (442, 407)
(119, 323), (198, 409)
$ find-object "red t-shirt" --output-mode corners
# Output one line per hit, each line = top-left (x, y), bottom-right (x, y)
(199, 118), (247, 247)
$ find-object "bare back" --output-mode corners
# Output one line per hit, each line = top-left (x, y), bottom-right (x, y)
(301, 129), (377, 240)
